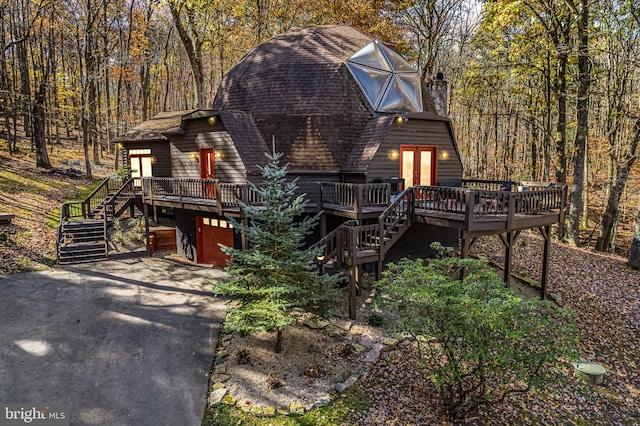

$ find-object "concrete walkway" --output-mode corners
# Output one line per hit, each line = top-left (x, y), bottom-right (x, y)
(0, 258), (228, 425)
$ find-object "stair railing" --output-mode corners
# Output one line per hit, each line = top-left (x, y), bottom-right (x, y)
(309, 220), (358, 269)
(103, 178), (135, 219)
(378, 187), (414, 259)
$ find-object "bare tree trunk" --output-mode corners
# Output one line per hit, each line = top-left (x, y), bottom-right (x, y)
(567, 1), (590, 246)
(629, 200), (640, 269)
(597, 117), (640, 251)
(275, 328), (283, 353)
(32, 82), (51, 168)
(168, 2), (206, 109)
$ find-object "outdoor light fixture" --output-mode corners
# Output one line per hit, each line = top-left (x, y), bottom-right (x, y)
(395, 116), (407, 125)
(189, 152), (198, 161)
(214, 150), (223, 160)
(388, 150), (399, 160)
(208, 116), (217, 125)
(440, 151), (449, 160)
(150, 156), (156, 164)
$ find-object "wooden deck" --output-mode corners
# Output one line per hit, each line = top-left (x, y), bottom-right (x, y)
(138, 177), (566, 234)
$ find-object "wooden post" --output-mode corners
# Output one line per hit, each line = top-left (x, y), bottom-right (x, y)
(541, 225), (551, 300)
(558, 186), (567, 240)
(349, 264), (357, 320)
(241, 217), (248, 250)
(320, 213), (326, 238)
(355, 184), (364, 222)
(503, 231), (514, 287)
(464, 190), (473, 229)
(144, 203), (151, 257)
(459, 230), (471, 280)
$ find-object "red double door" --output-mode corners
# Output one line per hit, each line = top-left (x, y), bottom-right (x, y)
(399, 145), (437, 188)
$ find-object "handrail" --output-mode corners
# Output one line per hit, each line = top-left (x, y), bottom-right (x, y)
(343, 223), (380, 261)
(104, 178), (135, 219)
(378, 187), (413, 244)
(310, 220), (358, 268)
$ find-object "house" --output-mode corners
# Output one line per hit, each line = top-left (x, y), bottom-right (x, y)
(58, 25), (567, 319)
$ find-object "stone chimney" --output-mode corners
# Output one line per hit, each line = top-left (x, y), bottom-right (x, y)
(429, 72), (448, 116)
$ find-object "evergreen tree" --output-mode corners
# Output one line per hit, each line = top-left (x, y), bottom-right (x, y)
(215, 152), (340, 353)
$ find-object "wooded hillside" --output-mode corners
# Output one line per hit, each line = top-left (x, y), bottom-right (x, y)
(2, 0), (640, 262)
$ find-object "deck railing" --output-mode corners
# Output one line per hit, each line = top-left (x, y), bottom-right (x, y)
(462, 179), (515, 192)
(320, 182), (390, 210)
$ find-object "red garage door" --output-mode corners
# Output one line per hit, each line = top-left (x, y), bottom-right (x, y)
(196, 217), (234, 267)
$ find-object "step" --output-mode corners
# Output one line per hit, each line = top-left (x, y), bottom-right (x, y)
(58, 242), (107, 255)
(58, 254), (108, 265)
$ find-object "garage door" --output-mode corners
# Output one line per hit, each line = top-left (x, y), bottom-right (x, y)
(196, 217), (234, 267)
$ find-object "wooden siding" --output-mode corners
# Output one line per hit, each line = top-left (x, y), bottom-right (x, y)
(366, 119), (463, 185)
(170, 117), (247, 183)
(121, 141), (171, 177)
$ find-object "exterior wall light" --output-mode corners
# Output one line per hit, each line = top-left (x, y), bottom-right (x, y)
(395, 116), (407, 125)
(150, 156), (157, 164)
(214, 151), (223, 160)
(208, 116), (217, 125)
(388, 150), (399, 160)
(440, 150), (449, 160)
(189, 152), (198, 161)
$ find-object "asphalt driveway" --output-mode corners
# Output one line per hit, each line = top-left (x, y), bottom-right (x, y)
(0, 258), (227, 425)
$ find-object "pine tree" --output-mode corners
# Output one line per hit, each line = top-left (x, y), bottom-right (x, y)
(215, 152), (340, 353)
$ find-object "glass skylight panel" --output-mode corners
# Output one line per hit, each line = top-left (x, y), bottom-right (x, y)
(347, 41), (392, 71)
(346, 62), (392, 108)
(346, 40), (423, 113)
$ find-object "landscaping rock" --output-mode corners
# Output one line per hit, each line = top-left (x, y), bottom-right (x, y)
(364, 343), (384, 363)
(212, 382), (226, 391)
(222, 395), (236, 406)
(263, 406), (276, 417)
(277, 405), (290, 416)
(250, 405), (263, 416)
(289, 401), (305, 415)
(313, 396), (332, 408)
(360, 334), (375, 349)
(214, 365), (226, 374)
(303, 317), (329, 329)
(208, 388), (227, 407)
(383, 337), (400, 347)
(333, 319), (352, 331)
(351, 343), (366, 354)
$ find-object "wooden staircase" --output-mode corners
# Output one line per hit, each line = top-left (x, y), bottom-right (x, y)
(57, 219), (108, 264)
(312, 188), (415, 318)
(57, 177), (135, 264)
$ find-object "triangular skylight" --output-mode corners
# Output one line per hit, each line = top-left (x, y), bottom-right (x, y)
(345, 40), (423, 113)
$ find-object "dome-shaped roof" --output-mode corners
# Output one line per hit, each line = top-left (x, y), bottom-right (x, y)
(212, 25), (437, 172)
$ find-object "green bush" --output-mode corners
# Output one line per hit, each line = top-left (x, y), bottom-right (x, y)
(374, 250), (579, 421)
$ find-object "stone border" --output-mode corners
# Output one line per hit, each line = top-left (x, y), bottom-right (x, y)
(206, 315), (402, 418)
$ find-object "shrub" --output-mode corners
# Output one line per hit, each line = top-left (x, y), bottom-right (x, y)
(374, 251), (579, 421)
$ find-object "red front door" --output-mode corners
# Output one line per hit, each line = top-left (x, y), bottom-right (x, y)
(399, 145), (437, 188)
(200, 147), (215, 198)
(196, 216), (233, 267)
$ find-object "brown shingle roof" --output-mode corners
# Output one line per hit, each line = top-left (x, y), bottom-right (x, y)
(218, 111), (269, 176)
(344, 115), (395, 173)
(213, 25), (441, 173)
(113, 110), (196, 142)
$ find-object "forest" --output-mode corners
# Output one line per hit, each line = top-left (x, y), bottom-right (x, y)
(2, 0), (640, 263)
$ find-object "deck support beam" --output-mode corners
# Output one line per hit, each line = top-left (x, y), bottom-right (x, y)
(498, 231), (520, 287)
(144, 203), (151, 257)
(540, 225), (551, 300)
(348, 264), (358, 320)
